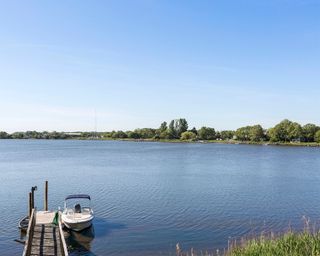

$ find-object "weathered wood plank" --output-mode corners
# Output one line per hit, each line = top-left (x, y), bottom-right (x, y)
(23, 211), (68, 256)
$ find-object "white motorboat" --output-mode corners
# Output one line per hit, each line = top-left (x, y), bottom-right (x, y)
(61, 194), (94, 232)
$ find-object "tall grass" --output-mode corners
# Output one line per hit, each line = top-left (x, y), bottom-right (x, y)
(176, 218), (320, 256)
(227, 231), (320, 256)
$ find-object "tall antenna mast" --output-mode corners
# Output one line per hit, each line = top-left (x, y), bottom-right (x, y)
(94, 109), (97, 139)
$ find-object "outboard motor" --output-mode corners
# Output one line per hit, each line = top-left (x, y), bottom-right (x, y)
(74, 203), (81, 213)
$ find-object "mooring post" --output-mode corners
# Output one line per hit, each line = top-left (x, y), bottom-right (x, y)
(44, 180), (48, 211)
(28, 192), (32, 217)
(31, 186), (37, 210)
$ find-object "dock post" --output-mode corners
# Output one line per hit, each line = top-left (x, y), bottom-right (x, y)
(44, 181), (48, 211)
(31, 186), (37, 210)
(28, 192), (32, 217)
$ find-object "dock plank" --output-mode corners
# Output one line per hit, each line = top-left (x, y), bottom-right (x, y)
(23, 211), (68, 256)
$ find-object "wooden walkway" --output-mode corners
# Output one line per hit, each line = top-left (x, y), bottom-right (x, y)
(22, 210), (68, 256)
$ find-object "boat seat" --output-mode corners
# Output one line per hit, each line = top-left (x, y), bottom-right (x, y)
(74, 203), (81, 213)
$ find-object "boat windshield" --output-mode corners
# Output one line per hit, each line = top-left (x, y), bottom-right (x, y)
(64, 198), (91, 210)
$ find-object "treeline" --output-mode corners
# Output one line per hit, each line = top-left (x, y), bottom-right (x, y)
(104, 118), (320, 143)
(1, 118), (320, 143)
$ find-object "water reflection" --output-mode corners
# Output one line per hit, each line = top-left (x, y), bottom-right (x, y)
(93, 217), (126, 238)
(65, 217), (126, 255)
(65, 225), (95, 255)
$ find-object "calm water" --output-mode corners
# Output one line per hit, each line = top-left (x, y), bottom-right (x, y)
(1, 140), (320, 255)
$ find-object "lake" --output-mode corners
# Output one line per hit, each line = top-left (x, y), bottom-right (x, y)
(1, 140), (320, 255)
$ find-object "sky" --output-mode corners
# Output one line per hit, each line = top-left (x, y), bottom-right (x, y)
(0, 0), (319, 132)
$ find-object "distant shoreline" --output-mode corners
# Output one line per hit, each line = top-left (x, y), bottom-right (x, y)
(3, 137), (320, 147)
(102, 138), (320, 147)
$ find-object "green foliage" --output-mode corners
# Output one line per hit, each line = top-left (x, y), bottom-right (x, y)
(220, 130), (235, 140)
(127, 131), (141, 139)
(0, 131), (10, 139)
(302, 123), (320, 142)
(198, 127), (216, 140)
(235, 126), (251, 141)
(269, 119), (302, 142)
(228, 231), (320, 256)
(166, 118), (189, 139)
(315, 130), (320, 143)
(3, 118), (320, 145)
(159, 130), (170, 139)
(249, 125), (264, 142)
(175, 118), (188, 136)
(159, 122), (167, 133)
(180, 131), (197, 141)
(133, 128), (156, 139)
(111, 130), (128, 139)
(189, 127), (198, 135)
(235, 125), (264, 142)
(168, 120), (176, 139)
(11, 132), (25, 139)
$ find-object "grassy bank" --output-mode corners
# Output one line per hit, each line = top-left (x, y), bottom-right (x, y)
(227, 231), (320, 256)
(176, 230), (320, 256)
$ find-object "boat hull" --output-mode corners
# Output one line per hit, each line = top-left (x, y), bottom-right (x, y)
(63, 219), (92, 232)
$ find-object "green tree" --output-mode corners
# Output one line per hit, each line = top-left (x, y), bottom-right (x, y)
(0, 131), (9, 139)
(288, 122), (302, 141)
(189, 127), (198, 135)
(180, 131), (197, 141)
(134, 128), (156, 139)
(112, 130), (128, 139)
(159, 130), (170, 139)
(269, 119), (302, 142)
(175, 118), (188, 137)
(235, 126), (251, 141)
(127, 131), (141, 139)
(220, 130), (235, 140)
(249, 125), (264, 142)
(11, 132), (25, 139)
(168, 120), (176, 139)
(159, 122), (167, 133)
(315, 130), (320, 143)
(198, 127), (216, 140)
(302, 123), (319, 142)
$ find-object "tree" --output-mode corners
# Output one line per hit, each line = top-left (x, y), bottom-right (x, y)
(112, 131), (128, 139)
(302, 124), (319, 142)
(168, 120), (176, 139)
(159, 122), (167, 133)
(235, 126), (251, 141)
(11, 132), (24, 139)
(269, 119), (302, 142)
(175, 118), (188, 137)
(249, 125), (264, 142)
(180, 131), (197, 141)
(134, 128), (156, 139)
(198, 127), (216, 140)
(288, 122), (302, 141)
(315, 130), (320, 143)
(220, 130), (235, 140)
(0, 131), (9, 139)
(127, 131), (141, 139)
(189, 127), (198, 135)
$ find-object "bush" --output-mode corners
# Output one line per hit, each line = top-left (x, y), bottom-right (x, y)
(180, 131), (197, 141)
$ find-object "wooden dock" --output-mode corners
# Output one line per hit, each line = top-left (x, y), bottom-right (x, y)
(22, 210), (68, 256)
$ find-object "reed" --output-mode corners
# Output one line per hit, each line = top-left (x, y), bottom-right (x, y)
(176, 218), (320, 256)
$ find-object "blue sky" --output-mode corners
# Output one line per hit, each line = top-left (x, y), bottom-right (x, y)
(0, 0), (319, 132)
